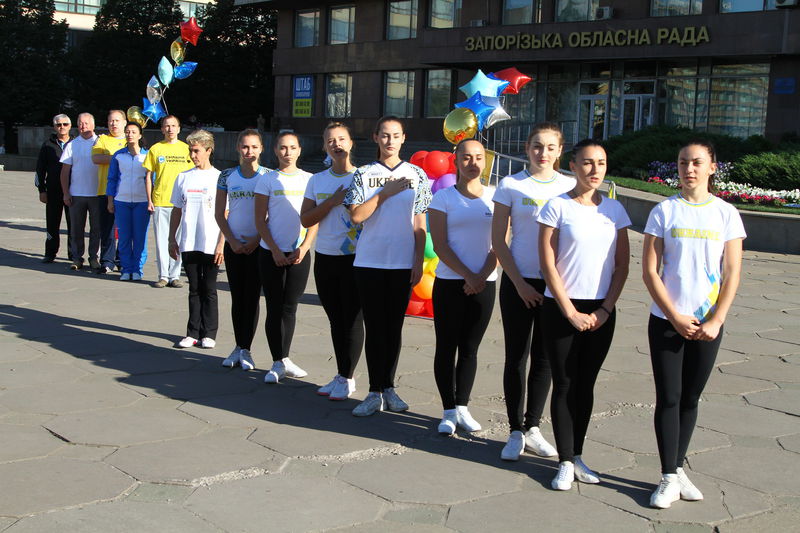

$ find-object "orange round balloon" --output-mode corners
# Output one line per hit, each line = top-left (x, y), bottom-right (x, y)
(413, 272), (435, 300)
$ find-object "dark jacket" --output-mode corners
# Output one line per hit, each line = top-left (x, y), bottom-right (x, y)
(35, 133), (72, 193)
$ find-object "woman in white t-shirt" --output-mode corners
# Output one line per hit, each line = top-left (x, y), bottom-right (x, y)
(215, 129), (270, 371)
(537, 139), (631, 491)
(643, 141), (745, 509)
(492, 122), (574, 461)
(167, 130), (224, 350)
(343, 116), (432, 417)
(300, 122), (363, 401)
(429, 139), (497, 435)
(254, 132), (318, 384)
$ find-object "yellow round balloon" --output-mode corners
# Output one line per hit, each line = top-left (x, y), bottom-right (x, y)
(443, 108), (478, 145)
(126, 106), (147, 128)
(170, 38), (186, 65)
(425, 257), (439, 274)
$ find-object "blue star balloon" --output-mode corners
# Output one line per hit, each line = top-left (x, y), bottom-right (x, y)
(454, 92), (494, 131)
(486, 73), (510, 97)
(174, 61), (198, 80)
(142, 97), (167, 124)
(459, 69), (507, 100)
(157, 56), (174, 87)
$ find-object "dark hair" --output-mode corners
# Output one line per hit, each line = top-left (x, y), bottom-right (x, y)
(273, 130), (300, 150)
(124, 122), (147, 150)
(323, 122), (355, 166)
(526, 122), (564, 171)
(453, 138), (486, 183)
(571, 138), (605, 161)
(373, 115), (405, 160)
(680, 139), (718, 192)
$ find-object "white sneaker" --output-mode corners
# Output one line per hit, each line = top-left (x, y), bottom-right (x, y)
(382, 388), (409, 412)
(352, 392), (384, 416)
(455, 405), (481, 432)
(438, 409), (457, 435)
(500, 431), (525, 461)
(574, 456), (600, 484)
(177, 336), (197, 348)
(120, 273), (131, 281)
(524, 427), (558, 457)
(131, 273), (142, 281)
(200, 337), (216, 349)
(676, 467), (704, 501)
(329, 375), (355, 401)
(317, 375), (339, 396)
(282, 357), (307, 378)
(264, 360), (286, 384)
(551, 461), (575, 491)
(222, 347), (241, 367)
(239, 349), (255, 371)
(650, 474), (681, 509)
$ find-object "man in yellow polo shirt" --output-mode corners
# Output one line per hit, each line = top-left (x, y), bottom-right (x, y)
(91, 109), (127, 274)
(144, 115), (193, 287)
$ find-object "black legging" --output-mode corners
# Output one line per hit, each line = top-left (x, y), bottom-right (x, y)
(258, 247), (311, 361)
(542, 297), (616, 463)
(649, 314), (722, 474)
(224, 243), (261, 350)
(314, 252), (364, 378)
(499, 274), (552, 433)
(433, 277), (495, 410)
(354, 267), (411, 393)
(182, 251), (219, 340)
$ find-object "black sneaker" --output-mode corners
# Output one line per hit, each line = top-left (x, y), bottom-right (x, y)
(41, 256), (55, 264)
(69, 260), (84, 271)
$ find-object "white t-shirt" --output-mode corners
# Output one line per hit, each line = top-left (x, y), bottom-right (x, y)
(170, 167), (222, 255)
(59, 134), (99, 197)
(217, 166), (268, 244)
(304, 168), (361, 255)
(537, 193), (631, 300)
(493, 170), (576, 279)
(428, 185), (498, 281)
(254, 169), (312, 252)
(343, 161), (432, 269)
(644, 194), (746, 323)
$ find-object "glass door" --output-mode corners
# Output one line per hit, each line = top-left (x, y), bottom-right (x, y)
(578, 96), (608, 140)
(621, 95), (655, 134)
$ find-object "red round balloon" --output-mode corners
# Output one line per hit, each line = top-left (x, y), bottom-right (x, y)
(410, 151), (428, 168)
(423, 151), (450, 179)
(447, 152), (456, 175)
(493, 67), (532, 95)
(423, 298), (435, 317)
(406, 296), (426, 316)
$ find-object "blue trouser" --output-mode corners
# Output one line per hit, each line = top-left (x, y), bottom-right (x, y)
(115, 200), (150, 275)
(98, 195), (117, 269)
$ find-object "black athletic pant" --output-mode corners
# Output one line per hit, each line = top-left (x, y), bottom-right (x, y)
(98, 195), (116, 269)
(69, 196), (101, 262)
(649, 314), (722, 474)
(223, 243), (261, 351)
(433, 277), (496, 410)
(45, 190), (72, 259)
(542, 297), (616, 463)
(315, 252), (364, 379)
(259, 248), (311, 361)
(500, 274), (552, 433)
(182, 251), (219, 340)
(354, 267), (411, 393)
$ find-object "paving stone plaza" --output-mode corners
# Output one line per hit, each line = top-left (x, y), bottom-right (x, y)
(1, 170), (799, 532)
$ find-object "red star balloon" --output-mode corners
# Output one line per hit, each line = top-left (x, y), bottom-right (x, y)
(492, 67), (532, 95)
(180, 16), (203, 46)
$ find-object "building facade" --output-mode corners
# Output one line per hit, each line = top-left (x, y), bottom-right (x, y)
(257, 0), (799, 145)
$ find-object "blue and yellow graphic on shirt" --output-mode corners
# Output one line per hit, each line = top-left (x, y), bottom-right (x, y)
(693, 265), (720, 322)
(522, 197), (548, 207)
(671, 227), (721, 241)
(339, 214), (362, 255)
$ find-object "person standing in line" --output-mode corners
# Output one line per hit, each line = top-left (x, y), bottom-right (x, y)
(91, 109), (127, 274)
(215, 129), (270, 371)
(60, 112), (100, 272)
(537, 139), (631, 491)
(168, 130), (224, 349)
(643, 141), (745, 509)
(492, 123), (574, 461)
(36, 114), (73, 263)
(106, 122), (150, 281)
(343, 116), (432, 417)
(300, 122), (363, 401)
(429, 139), (497, 435)
(254, 132), (317, 384)
(144, 115), (193, 288)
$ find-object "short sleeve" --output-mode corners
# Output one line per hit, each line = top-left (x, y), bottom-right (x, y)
(536, 197), (562, 228)
(142, 149), (156, 172)
(723, 204), (747, 242)
(170, 174), (185, 208)
(217, 168), (233, 191)
(412, 167), (432, 215)
(427, 187), (448, 213)
(253, 173), (271, 196)
(644, 203), (666, 238)
(91, 136), (107, 156)
(59, 142), (73, 165)
(303, 175), (316, 202)
(614, 201), (632, 230)
(493, 178), (512, 207)
(343, 168), (366, 206)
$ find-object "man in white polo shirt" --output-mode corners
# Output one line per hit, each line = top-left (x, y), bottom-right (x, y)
(60, 112), (100, 271)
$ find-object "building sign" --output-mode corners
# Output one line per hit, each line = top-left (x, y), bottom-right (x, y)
(465, 26), (710, 52)
(292, 75), (313, 117)
(774, 78), (796, 95)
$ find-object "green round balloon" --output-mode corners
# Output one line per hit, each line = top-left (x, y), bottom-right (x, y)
(424, 232), (436, 259)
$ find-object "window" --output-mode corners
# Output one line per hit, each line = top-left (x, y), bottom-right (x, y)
(295, 9), (320, 48)
(330, 6), (355, 44)
(651, 0), (701, 16)
(556, 0), (598, 22)
(179, 1), (205, 20)
(326, 74), (353, 118)
(430, 0), (461, 28)
(388, 0), (418, 40)
(503, 0), (538, 25)
(385, 71), (416, 117)
(720, 0), (777, 12)
(707, 77), (767, 137)
(425, 70), (451, 117)
(54, 0), (104, 15)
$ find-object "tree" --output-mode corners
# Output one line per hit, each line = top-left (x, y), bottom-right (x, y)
(0, 0), (67, 152)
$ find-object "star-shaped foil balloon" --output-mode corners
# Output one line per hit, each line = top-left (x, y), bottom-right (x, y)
(492, 67), (532, 95)
(454, 92), (494, 131)
(180, 16), (203, 46)
(142, 97), (166, 124)
(459, 70), (507, 100)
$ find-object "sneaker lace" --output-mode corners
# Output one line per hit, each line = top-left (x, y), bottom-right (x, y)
(657, 479), (671, 495)
(556, 466), (569, 482)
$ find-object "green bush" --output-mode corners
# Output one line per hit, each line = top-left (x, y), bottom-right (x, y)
(730, 150), (800, 191)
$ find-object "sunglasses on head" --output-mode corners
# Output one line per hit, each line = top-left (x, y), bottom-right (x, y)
(56, 123), (70, 127)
